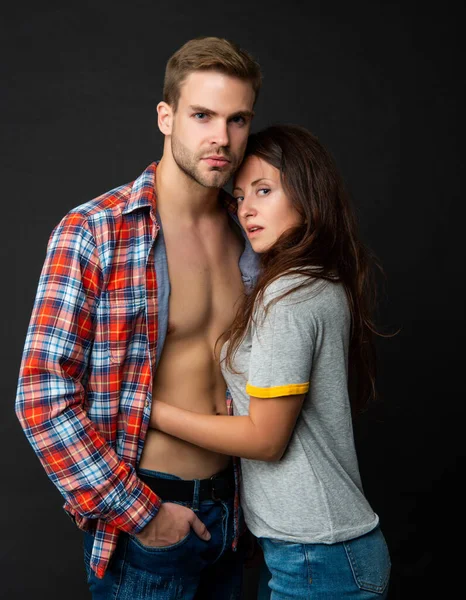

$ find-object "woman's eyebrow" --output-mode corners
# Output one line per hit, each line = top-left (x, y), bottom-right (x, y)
(233, 178), (272, 192)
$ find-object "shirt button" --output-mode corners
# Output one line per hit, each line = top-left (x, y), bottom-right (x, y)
(145, 399), (151, 408)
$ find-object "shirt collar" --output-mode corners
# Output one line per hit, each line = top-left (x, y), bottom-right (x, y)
(122, 162), (158, 216)
(122, 161), (239, 220)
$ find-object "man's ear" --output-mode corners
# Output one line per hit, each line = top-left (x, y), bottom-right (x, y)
(157, 101), (173, 135)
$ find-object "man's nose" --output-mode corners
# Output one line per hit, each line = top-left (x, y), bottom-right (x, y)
(210, 120), (229, 147)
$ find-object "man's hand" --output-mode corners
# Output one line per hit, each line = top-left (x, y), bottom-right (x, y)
(134, 502), (211, 547)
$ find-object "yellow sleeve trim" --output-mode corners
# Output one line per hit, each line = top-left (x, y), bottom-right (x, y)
(246, 382), (310, 398)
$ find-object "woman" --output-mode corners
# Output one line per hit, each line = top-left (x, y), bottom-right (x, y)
(151, 125), (391, 599)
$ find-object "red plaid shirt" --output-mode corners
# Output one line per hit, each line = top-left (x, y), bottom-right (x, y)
(16, 162), (256, 578)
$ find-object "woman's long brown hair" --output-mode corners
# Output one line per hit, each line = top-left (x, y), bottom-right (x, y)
(225, 124), (382, 415)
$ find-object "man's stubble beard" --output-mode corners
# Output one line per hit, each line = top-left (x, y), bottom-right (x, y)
(170, 130), (240, 189)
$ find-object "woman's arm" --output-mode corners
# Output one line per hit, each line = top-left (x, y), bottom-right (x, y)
(153, 279), (315, 462)
(152, 394), (305, 461)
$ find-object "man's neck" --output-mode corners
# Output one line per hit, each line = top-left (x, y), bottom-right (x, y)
(155, 155), (223, 224)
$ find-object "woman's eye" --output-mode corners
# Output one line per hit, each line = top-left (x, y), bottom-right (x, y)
(235, 196), (244, 203)
(258, 188), (270, 196)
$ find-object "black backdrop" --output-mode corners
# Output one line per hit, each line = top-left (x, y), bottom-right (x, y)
(1, 1), (464, 598)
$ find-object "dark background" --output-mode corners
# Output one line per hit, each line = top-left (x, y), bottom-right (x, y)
(1, 1), (464, 598)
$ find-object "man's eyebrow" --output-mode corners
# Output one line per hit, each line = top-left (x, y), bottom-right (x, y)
(188, 106), (254, 119)
(230, 110), (255, 119)
(189, 105), (217, 115)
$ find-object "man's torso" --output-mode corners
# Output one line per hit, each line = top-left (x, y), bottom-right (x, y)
(140, 209), (244, 478)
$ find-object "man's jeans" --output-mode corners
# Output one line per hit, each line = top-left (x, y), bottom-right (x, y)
(257, 525), (391, 599)
(83, 468), (245, 599)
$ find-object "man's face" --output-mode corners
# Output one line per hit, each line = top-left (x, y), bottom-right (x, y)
(169, 71), (255, 189)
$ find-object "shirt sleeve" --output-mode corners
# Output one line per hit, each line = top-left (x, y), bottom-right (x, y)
(246, 282), (315, 398)
(15, 213), (160, 534)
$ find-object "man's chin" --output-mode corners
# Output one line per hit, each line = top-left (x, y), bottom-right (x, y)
(198, 171), (233, 189)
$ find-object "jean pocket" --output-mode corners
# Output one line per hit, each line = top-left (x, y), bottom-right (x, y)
(128, 529), (193, 553)
(343, 527), (391, 594)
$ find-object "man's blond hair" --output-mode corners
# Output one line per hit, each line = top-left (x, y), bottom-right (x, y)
(164, 37), (262, 109)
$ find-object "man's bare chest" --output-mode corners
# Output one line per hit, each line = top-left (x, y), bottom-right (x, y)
(163, 225), (244, 339)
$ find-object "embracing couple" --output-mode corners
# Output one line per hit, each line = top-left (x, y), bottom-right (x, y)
(16, 37), (391, 599)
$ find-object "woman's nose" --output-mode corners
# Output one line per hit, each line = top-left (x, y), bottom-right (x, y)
(239, 196), (257, 219)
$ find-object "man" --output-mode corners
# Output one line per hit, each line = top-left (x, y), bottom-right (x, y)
(16, 37), (261, 599)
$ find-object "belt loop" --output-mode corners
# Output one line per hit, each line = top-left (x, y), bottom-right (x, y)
(192, 479), (200, 511)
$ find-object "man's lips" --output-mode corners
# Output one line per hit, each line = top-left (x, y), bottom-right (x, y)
(203, 156), (230, 167)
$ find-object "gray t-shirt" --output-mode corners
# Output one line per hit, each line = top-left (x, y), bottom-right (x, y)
(221, 273), (379, 543)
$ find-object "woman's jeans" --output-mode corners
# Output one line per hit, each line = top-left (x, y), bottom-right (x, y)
(257, 525), (391, 599)
(83, 468), (245, 600)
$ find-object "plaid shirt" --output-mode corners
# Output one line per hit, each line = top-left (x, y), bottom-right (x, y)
(16, 162), (259, 579)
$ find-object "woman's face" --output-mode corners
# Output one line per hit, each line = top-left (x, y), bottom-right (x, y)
(233, 155), (303, 253)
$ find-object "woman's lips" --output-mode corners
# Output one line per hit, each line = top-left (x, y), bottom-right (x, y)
(247, 226), (264, 238)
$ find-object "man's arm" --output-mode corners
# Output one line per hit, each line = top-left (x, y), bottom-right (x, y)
(15, 212), (160, 534)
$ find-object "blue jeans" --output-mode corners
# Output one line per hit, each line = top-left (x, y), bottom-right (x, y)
(257, 526), (391, 599)
(83, 468), (245, 599)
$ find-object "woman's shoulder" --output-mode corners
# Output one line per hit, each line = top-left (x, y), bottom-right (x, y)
(262, 272), (310, 300)
(263, 272), (347, 309)
(253, 274), (349, 333)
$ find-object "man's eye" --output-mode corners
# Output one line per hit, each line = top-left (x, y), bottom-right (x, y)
(231, 116), (246, 125)
(194, 113), (207, 120)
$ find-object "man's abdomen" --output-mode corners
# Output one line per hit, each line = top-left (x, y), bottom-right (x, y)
(139, 337), (230, 479)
